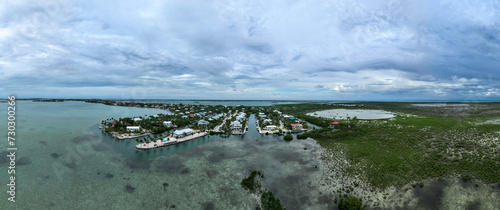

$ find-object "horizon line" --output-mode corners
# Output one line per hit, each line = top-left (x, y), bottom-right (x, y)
(7, 98), (500, 103)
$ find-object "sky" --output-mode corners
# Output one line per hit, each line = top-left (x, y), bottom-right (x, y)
(0, 0), (499, 101)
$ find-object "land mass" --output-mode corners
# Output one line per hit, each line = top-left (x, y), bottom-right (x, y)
(92, 99), (499, 209)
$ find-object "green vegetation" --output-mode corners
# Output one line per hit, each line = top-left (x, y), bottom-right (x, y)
(241, 171), (264, 193)
(240, 171), (285, 210)
(337, 194), (364, 210)
(299, 114), (500, 189)
(100, 102), (243, 138)
(283, 134), (293, 141)
(260, 189), (286, 210)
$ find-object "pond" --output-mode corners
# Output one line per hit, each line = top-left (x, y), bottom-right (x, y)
(307, 109), (395, 120)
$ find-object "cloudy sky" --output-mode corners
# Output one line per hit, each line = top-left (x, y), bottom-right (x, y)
(1, 0), (499, 100)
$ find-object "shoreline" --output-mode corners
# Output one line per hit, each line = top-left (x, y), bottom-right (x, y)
(135, 131), (209, 150)
(99, 127), (152, 140)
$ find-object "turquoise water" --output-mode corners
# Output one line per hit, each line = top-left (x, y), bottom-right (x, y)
(0, 101), (328, 209)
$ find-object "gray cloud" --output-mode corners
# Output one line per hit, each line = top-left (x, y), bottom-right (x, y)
(0, 0), (499, 100)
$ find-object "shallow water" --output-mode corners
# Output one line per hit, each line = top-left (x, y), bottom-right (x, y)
(0, 101), (327, 209)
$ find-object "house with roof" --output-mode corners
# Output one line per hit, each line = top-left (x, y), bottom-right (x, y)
(126, 126), (141, 131)
(291, 123), (303, 130)
(330, 121), (340, 128)
(265, 125), (277, 131)
(173, 128), (193, 137)
(133, 117), (142, 122)
(263, 119), (272, 124)
(230, 121), (242, 129)
(236, 112), (246, 121)
(181, 115), (188, 119)
(163, 121), (173, 127)
(198, 120), (209, 126)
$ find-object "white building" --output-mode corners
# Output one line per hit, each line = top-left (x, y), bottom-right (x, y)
(198, 120), (209, 125)
(163, 121), (173, 127)
(173, 128), (193, 137)
(126, 126), (141, 131)
(133, 117), (142, 122)
(230, 121), (242, 129)
(236, 112), (246, 121)
(265, 125), (277, 131)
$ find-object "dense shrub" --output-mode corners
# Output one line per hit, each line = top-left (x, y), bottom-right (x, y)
(339, 195), (365, 210)
(261, 190), (286, 210)
(241, 171), (263, 193)
(338, 195), (364, 210)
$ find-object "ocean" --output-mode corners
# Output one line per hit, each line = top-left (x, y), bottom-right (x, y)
(0, 101), (328, 209)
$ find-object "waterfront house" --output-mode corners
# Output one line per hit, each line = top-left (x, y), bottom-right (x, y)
(265, 125), (277, 131)
(126, 126), (141, 131)
(330, 121), (340, 128)
(291, 123), (303, 130)
(109, 121), (116, 126)
(173, 128), (193, 137)
(236, 112), (246, 121)
(230, 121), (242, 129)
(133, 117), (142, 122)
(163, 121), (173, 127)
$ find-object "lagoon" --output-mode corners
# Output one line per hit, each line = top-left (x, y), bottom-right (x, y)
(307, 109), (396, 120)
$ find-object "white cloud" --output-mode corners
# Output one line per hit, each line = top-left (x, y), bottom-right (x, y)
(0, 0), (499, 100)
